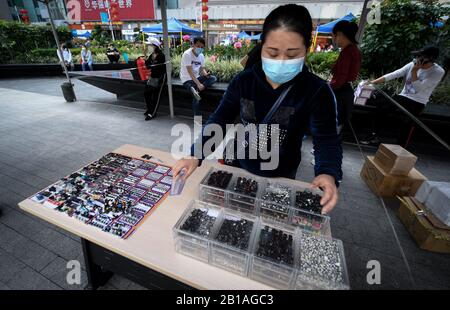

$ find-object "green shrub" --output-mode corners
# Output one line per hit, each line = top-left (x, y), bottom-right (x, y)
(0, 20), (72, 64)
(171, 54), (182, 77)
(206, 58), (243, 82)
(91, 25), (112, 46)
(306, 52), (339, 77)
(207, 43), (254, 60)
(113, 40), (133, 49)
(430, 79), (450, 106)
(170, 54), (243, 83)
(27, 48), (58, 63)
(171, 41), (191, 57)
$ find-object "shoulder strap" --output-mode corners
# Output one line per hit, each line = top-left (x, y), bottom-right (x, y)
(262, 84), (293, 123)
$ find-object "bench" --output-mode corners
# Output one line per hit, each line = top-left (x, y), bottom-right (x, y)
(69, 70), (449, 125)
(170, 78), (229, 93)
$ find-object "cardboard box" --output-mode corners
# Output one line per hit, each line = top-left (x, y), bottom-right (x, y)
(360, 156), (427, 198)
(374, 144), (417, 176)
(415, 181), (450, 226)
(398, 197), (450, 254)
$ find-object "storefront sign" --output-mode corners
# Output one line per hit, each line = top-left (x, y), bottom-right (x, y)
(70, 0), (155, 21)
(218, 20), (264, 25)
(206, 23), (238, 31)
(121, 29), (136, 35)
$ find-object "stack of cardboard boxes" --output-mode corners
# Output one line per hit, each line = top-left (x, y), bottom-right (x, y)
(360, 144), (427, 198)
(398, 182), (450, 253)
(360, 144), (450, 253)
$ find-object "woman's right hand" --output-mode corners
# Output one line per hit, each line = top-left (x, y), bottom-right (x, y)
(172, 157), (200, 180)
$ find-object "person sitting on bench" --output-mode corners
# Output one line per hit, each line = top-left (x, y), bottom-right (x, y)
(362, 46), (445, 146)
(106, 44), (120, 63)
(180, 37), (217, 120)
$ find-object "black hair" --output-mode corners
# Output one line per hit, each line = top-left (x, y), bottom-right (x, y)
(193, 37), (205, 45)
(417, 45), (440, 61)
(261, 4), (313, 48)
(333, 20), (359, 44)
(153, 44), (162, 55)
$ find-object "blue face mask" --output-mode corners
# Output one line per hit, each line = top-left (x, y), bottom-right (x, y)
(262, 56), (304, 84)
(194, 47), (204, 56)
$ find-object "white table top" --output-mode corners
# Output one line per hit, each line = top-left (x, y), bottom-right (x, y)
(19, 144), (314, 290)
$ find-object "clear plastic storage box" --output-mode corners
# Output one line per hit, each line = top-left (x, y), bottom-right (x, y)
(210, 210), (259, 276)
(249, 219), (299, 289)
(258, 181), (331, 236)
(199, 168), (234, 206)
(258, 180), (293, 222)
(199, 169), (331, 236)
(173, 201), (222, 263)
(294, 231), (350, 290)
(290, 188), (331, 235)
(226, 172), (263, 214)
(173, 200), (349, 289)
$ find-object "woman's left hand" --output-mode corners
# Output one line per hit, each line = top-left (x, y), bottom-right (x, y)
(311, 174), (338, 214)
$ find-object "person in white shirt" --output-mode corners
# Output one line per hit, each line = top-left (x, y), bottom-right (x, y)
(361, 46), (445, 146)
(180, 37), (217, 117)
(57, 43), (74, 71)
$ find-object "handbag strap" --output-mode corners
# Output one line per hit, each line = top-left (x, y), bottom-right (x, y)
(261, 84), (293, 124)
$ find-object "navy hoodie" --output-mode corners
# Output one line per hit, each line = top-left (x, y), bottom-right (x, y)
(191, 63), (343, 184)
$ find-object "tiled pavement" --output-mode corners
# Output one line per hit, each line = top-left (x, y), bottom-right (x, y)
(0, 78), (449, 290)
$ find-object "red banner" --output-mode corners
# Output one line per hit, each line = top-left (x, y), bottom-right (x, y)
(74, 0), (154, 21)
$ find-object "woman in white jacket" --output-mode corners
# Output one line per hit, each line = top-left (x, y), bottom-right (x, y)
(57, 43), (74, 71)
(361, 46), (445, 146)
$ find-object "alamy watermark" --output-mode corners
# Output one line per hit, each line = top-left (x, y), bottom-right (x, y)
(366, 260), (381, 285)
(66, 259), (81, 285)
(367, 0), (382, 25)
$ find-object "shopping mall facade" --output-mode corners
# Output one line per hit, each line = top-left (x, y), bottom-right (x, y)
(2, 0), (368, 44)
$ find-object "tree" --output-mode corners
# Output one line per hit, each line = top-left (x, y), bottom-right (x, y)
(91, 25), (111, 46)
(360, 0), (449, 76)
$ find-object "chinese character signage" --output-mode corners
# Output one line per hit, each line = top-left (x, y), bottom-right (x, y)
(73, 0), (154, 21)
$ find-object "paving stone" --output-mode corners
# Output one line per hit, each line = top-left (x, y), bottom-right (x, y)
(5, 266), (62, 290)
(0, 281), (11, 290)
(0, 248), (27, 284)
(0, 223), (57, 272)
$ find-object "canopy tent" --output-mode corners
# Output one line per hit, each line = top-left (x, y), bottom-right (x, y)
(237, 31), (250, 39)
(237, 31), (260, 40)
(250, 33), (261, 40)
(142, 17), (202, 35)
(310, 13), (356, 52)
(316, 13), (356, 34)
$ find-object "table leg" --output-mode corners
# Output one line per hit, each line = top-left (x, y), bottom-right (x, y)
(81, 238), (114, 290)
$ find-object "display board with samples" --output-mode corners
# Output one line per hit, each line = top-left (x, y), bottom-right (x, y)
(30, 152), (172, 239)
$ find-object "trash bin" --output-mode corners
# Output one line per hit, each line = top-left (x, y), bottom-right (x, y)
(61, 82), (76, 102)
